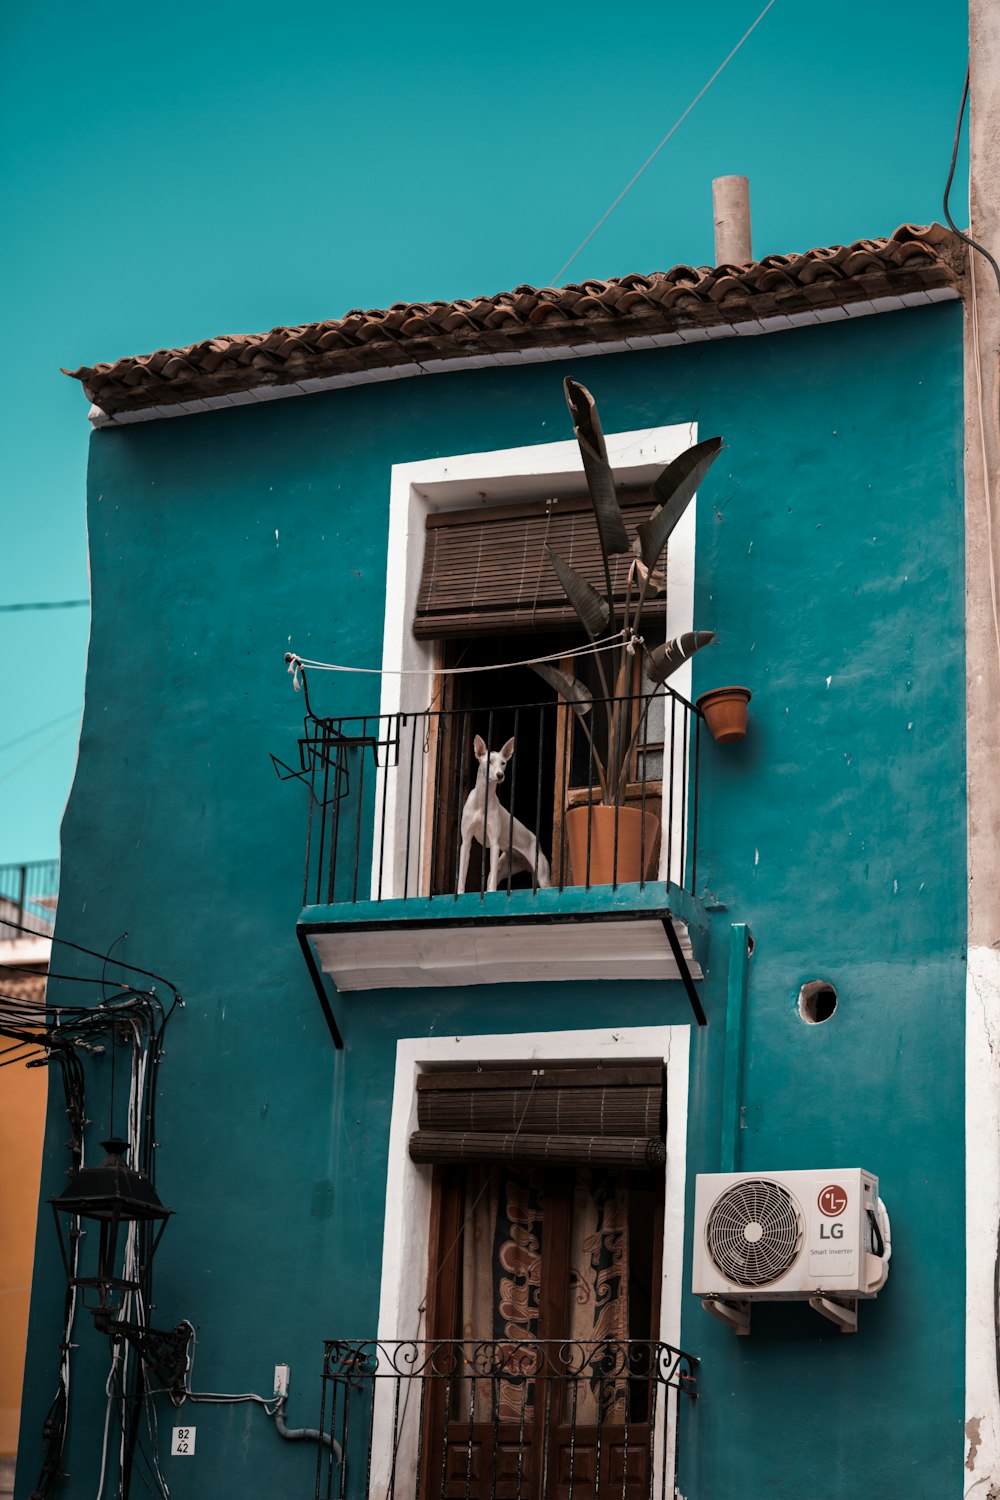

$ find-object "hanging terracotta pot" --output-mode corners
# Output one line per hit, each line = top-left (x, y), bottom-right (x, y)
(565, 804), (660, 887)
(696, 686), (752, 744)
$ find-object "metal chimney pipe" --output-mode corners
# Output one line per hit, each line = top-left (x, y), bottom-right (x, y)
(712, 176), (752, 265)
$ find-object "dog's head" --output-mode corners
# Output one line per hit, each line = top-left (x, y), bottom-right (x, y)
(473, 735), (515, 784)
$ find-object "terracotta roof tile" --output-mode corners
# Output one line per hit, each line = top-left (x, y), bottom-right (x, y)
(65, 223), (964, 418)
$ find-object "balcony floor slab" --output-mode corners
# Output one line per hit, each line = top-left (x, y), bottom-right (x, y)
(298, 882), (707, 1013)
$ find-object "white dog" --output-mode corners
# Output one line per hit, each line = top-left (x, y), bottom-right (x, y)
(458, 736), (551, 894)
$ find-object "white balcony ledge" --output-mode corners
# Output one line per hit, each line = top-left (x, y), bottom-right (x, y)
(297, 882), (708, 1044)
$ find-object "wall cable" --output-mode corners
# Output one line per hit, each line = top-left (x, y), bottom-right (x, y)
(95, 1344), (120, 1500)
(1, 962), (179, 1500)
(944, 69), (1000, 311)
(162, 1325), (283, 1414)
(0, 914), (182, 1000)
(969, 232), (1000, 680)
(943, 64), (1000, 683)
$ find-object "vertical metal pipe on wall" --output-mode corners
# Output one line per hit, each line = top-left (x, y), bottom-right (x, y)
(720, 923), (751, 1173)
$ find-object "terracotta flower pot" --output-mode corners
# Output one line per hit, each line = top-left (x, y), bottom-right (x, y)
(696, 686), (752, 744)
(565, 804), (660, 887)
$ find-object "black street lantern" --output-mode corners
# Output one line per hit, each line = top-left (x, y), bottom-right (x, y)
(50, 1137), (172, 1330)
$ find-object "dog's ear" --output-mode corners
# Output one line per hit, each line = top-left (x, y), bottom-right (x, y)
(500, 737), (515, 762)
(473, 735), (487, 760)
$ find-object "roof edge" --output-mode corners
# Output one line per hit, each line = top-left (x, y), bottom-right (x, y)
(69, 224), (966, 421)
(86, 286), (961, 429)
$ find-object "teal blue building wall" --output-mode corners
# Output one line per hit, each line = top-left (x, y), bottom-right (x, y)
(18, 302), (966, 1500)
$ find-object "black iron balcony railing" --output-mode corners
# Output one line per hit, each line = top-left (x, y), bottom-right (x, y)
(315, 1338), (698, 1500)
(0, 859), (58, 940)
(275, 678), (702, 909)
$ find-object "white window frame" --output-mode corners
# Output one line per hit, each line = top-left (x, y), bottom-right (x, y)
(371, 1024), (690, 1497)
(373, 425), (698, 900)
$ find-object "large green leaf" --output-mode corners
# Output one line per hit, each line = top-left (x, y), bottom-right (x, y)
(564, 378), (632, 557)
(546, 545), (611, 639)
(531, 664), (593, 716)
(635, 437), (724, 570)
(645, 630), (716, 685)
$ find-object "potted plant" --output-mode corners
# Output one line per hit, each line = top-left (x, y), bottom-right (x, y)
(696, 685), (752, 743)
(532, 378), (721, 885)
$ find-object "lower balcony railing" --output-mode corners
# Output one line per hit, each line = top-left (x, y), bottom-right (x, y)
(315, 1339), (698, 1500)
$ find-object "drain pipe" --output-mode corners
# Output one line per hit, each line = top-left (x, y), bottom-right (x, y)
(720, 923), (752, 1172)
(274, 1396), (339, 1457)
(712, 176), (752, 265)
(270, 1368), (341, 1460)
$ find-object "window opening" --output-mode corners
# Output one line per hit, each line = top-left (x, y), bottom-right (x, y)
(429, 633), (571, 896)
(404, 482), (682, 899)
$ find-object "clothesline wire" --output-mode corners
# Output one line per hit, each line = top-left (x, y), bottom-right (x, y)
(286, 630), (637, 683)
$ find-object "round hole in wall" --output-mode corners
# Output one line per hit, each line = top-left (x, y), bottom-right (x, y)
(798, 980), (838, 1025)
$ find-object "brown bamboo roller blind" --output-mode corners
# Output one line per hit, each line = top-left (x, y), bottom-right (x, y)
(409, 1132), (666, 1169)
(408, 1066), (666, 1169)
(413, 493), (658, 639)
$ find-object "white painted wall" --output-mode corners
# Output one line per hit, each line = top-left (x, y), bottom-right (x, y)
(965, 0), (1000, 1487)
(966, 946), (1000, 1494)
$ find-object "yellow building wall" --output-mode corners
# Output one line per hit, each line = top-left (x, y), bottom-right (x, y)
(0, 1055), (47, 1457)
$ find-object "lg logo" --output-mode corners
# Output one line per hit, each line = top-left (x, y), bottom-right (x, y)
(818, 1184), (848, 1217)
(817, 1184), (848, 1239)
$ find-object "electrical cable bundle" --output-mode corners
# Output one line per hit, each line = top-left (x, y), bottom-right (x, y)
(0, 921), (182, 1500)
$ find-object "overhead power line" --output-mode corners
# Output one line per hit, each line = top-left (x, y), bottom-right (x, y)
(0, 599), (88, 612)
(551, 0), (779, 286)
(0, 725), (78, 786)
(0, 708), (81, 757)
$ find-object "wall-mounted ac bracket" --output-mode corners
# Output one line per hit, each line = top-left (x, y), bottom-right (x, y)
(808, 1295), (858, 1334)
(701, 1297), (751, 1335)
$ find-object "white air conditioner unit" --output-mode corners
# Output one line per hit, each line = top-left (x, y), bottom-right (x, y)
(692, 1169), (890, 1334)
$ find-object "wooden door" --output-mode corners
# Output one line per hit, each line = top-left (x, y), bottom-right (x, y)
(423, 1165), (663, 1500)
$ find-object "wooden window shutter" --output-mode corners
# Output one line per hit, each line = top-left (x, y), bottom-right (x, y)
(413, 494), (658, 639)
(408, 1065), (666, 1169)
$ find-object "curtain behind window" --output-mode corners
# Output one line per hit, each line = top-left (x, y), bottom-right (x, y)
(458, 1166), (631, 1423)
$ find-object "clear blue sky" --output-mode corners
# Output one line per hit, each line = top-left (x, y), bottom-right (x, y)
(0, 0), (969, 865)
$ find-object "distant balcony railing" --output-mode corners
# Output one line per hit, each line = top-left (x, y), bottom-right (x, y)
(0, 860), (58, 940)
(275, 682), (702, 909)
(315, 1338), (698, 1500)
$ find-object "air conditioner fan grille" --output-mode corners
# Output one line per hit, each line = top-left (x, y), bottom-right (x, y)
(706, 1178), (803, 1287)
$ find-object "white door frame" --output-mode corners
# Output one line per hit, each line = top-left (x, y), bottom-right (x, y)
(370, 1024), (691, 1498)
